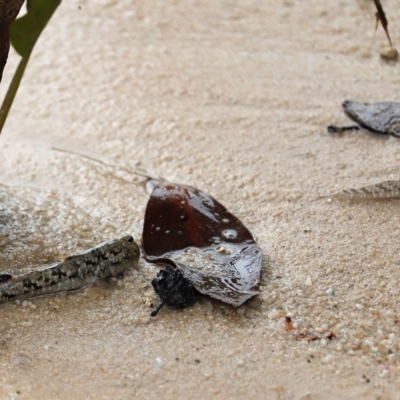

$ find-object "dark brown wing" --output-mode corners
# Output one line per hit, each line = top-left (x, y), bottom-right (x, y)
(0, 0), (25, 82)
(142, 179), (263, 307)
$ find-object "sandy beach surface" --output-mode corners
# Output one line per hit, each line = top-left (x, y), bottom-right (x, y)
(1, 0), (400, 398)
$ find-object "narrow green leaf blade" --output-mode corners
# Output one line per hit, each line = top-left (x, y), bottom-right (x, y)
(10, 0), (61, 58)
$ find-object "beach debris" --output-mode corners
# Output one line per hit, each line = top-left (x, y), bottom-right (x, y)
(285, 316), (337, 342)
(326, 287), (335, 296)
(371, 0), (398, 61)
(285, 316), (296, 332)
(327, 101), (400, 137)
(150, 265), (195, 317)
(325, 101), (400, 201)
(373, 0), (393, 48)
(323, 180), (400, 201)
(380, 47), (398, 61)
(372, 0), (398, 61)
(285, 316), (319, 342)
(142, 179), (262, 316)
(326, 331), (337, 340)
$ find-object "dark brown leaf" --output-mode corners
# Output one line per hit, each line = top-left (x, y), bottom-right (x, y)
(0, 0), (24, 82)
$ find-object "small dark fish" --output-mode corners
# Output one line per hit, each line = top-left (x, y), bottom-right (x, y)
(327, 101), (400, 137)
(0, 235), (140, 304)
(142, 179), (262, 315)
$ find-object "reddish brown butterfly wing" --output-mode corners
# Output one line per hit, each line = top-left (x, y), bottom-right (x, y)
(142, 179), (262, 306)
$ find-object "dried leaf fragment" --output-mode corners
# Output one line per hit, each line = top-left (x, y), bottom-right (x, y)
(293, 331), (319, 342)
(373, 0), (393, 49)
(285, 316), (332, 342)
(328, 180), (400, 201)
(328, 101), (400, 137)
(285, 316), (295, 332)
(326, 331), (337, 340)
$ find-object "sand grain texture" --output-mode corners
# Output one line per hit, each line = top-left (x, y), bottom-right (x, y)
(0, 0), (400, 399)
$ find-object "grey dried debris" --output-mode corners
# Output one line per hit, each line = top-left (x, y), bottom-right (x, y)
(328, 101), (400, 137)
(325, 180), (400, 201)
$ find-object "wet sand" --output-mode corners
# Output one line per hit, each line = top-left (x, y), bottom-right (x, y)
(0, 0), (400, 398)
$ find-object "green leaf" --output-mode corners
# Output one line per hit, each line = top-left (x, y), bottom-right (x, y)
(10, 0), (61, 58)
